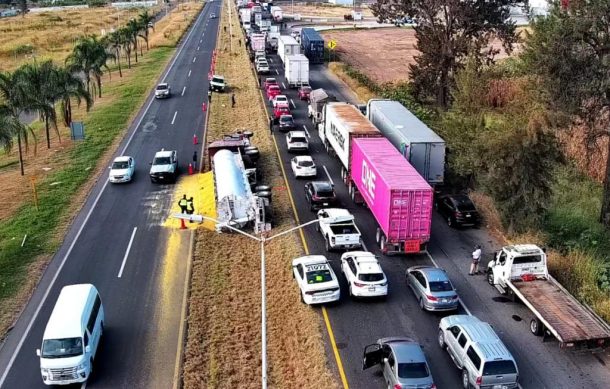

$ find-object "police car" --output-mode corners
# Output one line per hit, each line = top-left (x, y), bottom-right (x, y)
(292, 255), (340, 305)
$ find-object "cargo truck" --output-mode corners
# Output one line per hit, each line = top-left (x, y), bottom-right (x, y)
(308, 88), (336, 127)
(367, 99), (446, 185)
(487, 244), (610, 351)
(300, 28), (325, 64)
(285, 54), (309, 88)
(350, 137), (433, 254)
(239, 8), (251, 24)
(270, 5), (282, 21)
(318, 102), (381, 184)
(278, 35), (300, 64)
(250, 33), (266, 52)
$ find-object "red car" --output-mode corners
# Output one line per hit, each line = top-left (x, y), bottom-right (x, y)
(266, 84), (282, 101)
(298, 86), (312, 101)
(264, 77), (278, 90)
(273, 104), (291, 122)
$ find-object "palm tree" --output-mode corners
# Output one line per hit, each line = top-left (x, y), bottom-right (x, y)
(127, 19), (141, 63)
(0, 72), (36, 176)
(54, 67), (93, 129)
(120, 28), (134, 69)
(66, 36), (110, 99)
(138, 11), (154, 51)
(105, 30), (124, 77)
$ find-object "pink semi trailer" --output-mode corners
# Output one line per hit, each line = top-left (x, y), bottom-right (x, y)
(350, 137), (433, 254)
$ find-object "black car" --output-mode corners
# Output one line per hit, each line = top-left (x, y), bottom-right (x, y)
(435, 194), (481, 227)
(304, 181), (337, 211)
(278, 114), (296, 132)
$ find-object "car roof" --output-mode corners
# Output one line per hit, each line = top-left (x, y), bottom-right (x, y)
(411, 266), (449, 281)
(293, 255), (328, 267)
(269, 84), (280, 89)
(155, 150), (175, 157)
(355, 257), (383, 274)
(265, 77), (276, 81)
(294, 155), (313, 161)
(212, 75), (224, 79)
(384, 340), (427, 364)
(311, 181), (333, 191)
(43, 284), (96, 339)
(280, 114), (293, 119)
(289, 131), (306, 137)
(157, 83), (168, 87)
(275, 94), (287, 98)
(114, 156), (132, 162)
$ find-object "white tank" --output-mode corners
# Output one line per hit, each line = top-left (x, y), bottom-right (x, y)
(213, 149), (252, 225)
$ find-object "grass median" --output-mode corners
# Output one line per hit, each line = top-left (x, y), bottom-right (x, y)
(0, 2), (203, 339)
(182, 2), (338, 388)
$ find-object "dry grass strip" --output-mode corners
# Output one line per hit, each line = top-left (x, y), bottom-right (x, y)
(182, 3), (338, 388)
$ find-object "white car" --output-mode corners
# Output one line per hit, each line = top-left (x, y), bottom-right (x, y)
(286, 131), (309, 152)
(109, 156), (135, 183)
(292, 255), (340, 305)
(291, 155), (316, 178)
(154, 83), (170, 99)
(256, 60), (270, 74)
(272, 94), (288, 108)
(340, 251), (388, 298)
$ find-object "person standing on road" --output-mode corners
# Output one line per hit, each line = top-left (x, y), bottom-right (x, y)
(231, 93), (236, 108)
(178, 195), (188, 214)
(269, 117), (274, 134)
(186, 197), (195, 223)
(469, 245), (482, 275)
(192, 150), (198, 171)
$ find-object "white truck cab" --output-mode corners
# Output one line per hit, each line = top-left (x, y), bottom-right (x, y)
(38, 284), (104, 386)
(487, 244), (547, 293)
(316, 208), (362, 251)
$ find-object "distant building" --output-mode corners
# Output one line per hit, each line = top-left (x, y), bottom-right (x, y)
(328, 0), (355, 6)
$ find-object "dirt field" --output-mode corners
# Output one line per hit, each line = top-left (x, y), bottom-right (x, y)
(288, 4), (374, 18)
(182, 3), (337, 388)
(322, 28), (523, 84)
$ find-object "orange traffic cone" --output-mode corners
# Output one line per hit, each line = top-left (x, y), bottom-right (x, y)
(188, 163), (193, 175)
(180, 218), (187, 230)
(193, 133), (198, 145)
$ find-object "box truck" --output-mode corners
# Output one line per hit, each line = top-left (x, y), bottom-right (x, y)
(318, 102), (381, 183)
(250, 33), (266, 52)
(308, 88), (336, 127)
(270, 5), (283, 21)
(300, 28), (325, 64)
(285, 54), (309, 88)
(278, 35), (300, 63)
(367, 99), (446, 185)
(239, 8), (251, 24)
(350, 137), (433, 254)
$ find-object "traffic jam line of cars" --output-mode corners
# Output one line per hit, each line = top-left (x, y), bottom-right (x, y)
(242, 11), (610, 388)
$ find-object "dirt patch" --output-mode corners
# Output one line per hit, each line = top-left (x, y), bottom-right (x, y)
(288, 4), (374, 18)
(182, 3), (337, 388)
(322, 28), (524, 84)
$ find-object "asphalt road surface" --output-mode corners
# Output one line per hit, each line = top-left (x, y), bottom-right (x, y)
(0, 2), (221, 388)
(258, 25), (610, 389)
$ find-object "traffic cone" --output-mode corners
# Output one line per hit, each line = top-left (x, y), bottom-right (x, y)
(188, 163), (193, 175)
(180, 218), (187, 230)
(193, 133), (198, 145)
(202, 102), (207, 112)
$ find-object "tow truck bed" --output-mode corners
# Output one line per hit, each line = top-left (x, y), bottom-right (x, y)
(512, 278), (610, 345)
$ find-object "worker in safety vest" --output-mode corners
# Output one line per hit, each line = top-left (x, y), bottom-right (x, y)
(178, 195), (188, 214)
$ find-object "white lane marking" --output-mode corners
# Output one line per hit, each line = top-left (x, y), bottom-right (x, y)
(181, 86), (186, 96)
(275, 69), (279, 75)
(282, 82), (286, 89)
(425, 251), (473, 316)
(197, 46), (200, 51)
(0, 6), (209, 385)
(268, 58), (272, 63)
(323, 165), (334, 185)
(302, 124), (310, 138)
(117, 227), (138, 278)
(192, 56), (197, 63)
(188, 69), (192, 77)
(171, 111), (178, 125)
(200, 39), (202, 43)
(290, 99), (296, 108)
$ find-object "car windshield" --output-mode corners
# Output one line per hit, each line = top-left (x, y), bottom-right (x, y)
(156, 84), (168, 90)
(269, 86), (280, 91)
(398, 362), (430, 379)
(266, 78), (276, 84)
(358, 273), (384, 282)
(290, 137), (307, 143)
(153, 157), (171, 165)
(299, 160), (314, 167)
(306, 269), (333, 284)
(212, 77), (224, 83)
(513, 254), (543, 264)
(280, 116), (293, 123)
(276, 96), (287, 101)
(483, 360), (517, 376)
(112, 161), (129, 169)
(41, 337), (83, 359)
(429, 280), (453, 292)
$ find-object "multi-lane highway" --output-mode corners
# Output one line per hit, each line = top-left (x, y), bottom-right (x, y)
(0, 2), (221, 388)
(260, 25), (610, 388)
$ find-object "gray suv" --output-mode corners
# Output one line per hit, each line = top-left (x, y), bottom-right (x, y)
(149, 149), (178, 183)
(438, 315), (519, 389)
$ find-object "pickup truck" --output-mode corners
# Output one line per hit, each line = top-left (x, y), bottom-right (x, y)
(487, 244), (610, 351)
(316, 208), (362, 252)
(210, 75), (226, 92)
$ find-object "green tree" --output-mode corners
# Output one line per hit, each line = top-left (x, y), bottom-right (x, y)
(127, 19), (141, 63)
(370, 0), (521, 108)
(522, 0), (610, 227)
(0, 72), (36, 176)
(54, 66), (93, 128)
(138, 11), (154, 51)
(119, 28), (133, 69)
(66, 35), (111, 99)
(104, 30), (124, 77)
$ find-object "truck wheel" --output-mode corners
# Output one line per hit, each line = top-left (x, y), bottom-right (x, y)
(325, 236), (331, 252)
(438, 329), (446, 349)
(530, 318), (544, 336)
(447, 216), (454, 227)
(419, 298), (426, 311)
(487, 270), (494, 286)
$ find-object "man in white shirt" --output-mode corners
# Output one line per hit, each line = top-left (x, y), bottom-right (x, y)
(469, 245), (482, 275)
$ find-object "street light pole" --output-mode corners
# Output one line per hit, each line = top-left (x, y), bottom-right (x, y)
(173, 213), (318, 388)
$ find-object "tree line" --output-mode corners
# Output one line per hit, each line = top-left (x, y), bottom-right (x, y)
(371, 0), (610, 232)
(0, 10), (154, 176)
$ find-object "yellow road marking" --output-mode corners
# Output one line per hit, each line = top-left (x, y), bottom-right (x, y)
(259, 82), (350, 389)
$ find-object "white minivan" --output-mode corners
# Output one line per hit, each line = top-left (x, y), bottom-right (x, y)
(37, 284), (104, 385)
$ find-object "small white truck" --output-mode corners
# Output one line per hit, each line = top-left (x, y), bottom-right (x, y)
(316, 208), (362, 252)
(487, 244), (610, 351)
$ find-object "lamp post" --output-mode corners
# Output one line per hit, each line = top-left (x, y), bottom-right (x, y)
(173, 213), (318, 389)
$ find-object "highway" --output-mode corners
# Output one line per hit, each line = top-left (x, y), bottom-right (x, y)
(260, 25), (610, 389)
(0, 2), (221, 388)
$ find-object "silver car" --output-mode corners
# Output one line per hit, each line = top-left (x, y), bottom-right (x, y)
(363, 337), (436, 389)
(406, 266), (459, 311)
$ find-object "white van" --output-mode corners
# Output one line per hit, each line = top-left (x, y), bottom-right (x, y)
(37, 284), (104, 385)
